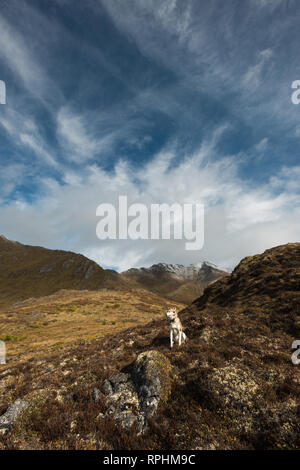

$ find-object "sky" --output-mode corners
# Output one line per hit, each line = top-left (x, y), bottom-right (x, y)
(0, 0), (300, 272)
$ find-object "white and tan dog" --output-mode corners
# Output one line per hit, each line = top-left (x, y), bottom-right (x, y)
(166, 307), (187, 348)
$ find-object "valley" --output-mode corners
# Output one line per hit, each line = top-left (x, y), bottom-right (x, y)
(0, 238), (299, 450)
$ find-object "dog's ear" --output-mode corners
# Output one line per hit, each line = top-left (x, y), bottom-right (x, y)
(173, 307), (177, 313)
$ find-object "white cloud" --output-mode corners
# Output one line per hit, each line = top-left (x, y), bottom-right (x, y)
(0, 0), (299, 274)
(0, 108), (58, 167)
(0, 13), (57, 104)
(0, 164), (26, 200)
(242, 49), (273, 89)
(56, 104), (149, 163)
(56, 107), (101, 162)
(0, 135), (299, 272)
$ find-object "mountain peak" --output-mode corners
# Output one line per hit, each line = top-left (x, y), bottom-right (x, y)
(122, 260), (228, 303)
(0, 234), (18, 246)
(125, 261), (226, 279)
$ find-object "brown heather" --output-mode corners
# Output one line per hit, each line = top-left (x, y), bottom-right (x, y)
(0, 242), (299, 449)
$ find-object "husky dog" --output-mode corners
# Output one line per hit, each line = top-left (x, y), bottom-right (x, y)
(166, 307), (187, 348)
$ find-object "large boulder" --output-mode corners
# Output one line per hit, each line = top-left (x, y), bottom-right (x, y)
(101, 350), (172, 433)
(132, 350), (173, 416)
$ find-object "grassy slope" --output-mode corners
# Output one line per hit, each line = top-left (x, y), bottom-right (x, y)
(0, 288), (184, 363)
(0, 235), (185, 363)
(0, 236), (127, 308)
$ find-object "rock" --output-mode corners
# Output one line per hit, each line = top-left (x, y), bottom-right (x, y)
(63, 259), (74, 270)
(84, 263), (97, 279)
(104, 373), (140, 419)
(114, 410), (144, 431)
(109, 372), (130, 387)
(100, 350), (172, 433)
(204, 364), (260, 410)
(132, 350), (172, 416)
(0, 399), (28, 434)
(92, 387), (102, 403)
(102, 379), (113, 396)
(39, 265), (53, 273)
(203, 364), (265, 434)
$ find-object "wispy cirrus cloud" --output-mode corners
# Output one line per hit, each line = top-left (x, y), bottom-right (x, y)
(0, 128), (299, 271)
(0, 109), (58, 168)
(242, 49), (273, 89)
(0, 15), (47, 99)
(57, 107), (102, 162)
(0, 0), (300, 272)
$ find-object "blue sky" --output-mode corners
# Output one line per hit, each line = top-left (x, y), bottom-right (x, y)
(0, 0), (300, 271)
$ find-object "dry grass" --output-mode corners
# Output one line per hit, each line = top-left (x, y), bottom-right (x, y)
(0, 288), (185, 363)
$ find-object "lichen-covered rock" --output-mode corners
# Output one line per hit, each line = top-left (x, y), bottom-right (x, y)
(101, 350), (173, 432)
(203, 363), (271, 435)
(102, 372), (143, 431)
(0, 399), (28, 434)
(92, 387), (102, 403)
(205, 365), (261, 410)
(132, 350), (173, 416)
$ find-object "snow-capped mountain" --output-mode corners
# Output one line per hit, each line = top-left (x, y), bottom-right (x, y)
(122, 261), (228, 304)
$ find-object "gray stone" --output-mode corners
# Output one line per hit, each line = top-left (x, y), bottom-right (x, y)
(92, 387), (102, 403)
(39, 265), (53, 273)
(99, 350), (173, 433)
(0, 399), (28, 434)
(102, 379), (113, 395)
(109, 373), (130, 387)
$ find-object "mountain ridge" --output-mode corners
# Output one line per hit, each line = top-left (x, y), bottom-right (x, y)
(0, 234), (227, 305)
(122, 260), (228, 303)
(0, 234), (127, 307)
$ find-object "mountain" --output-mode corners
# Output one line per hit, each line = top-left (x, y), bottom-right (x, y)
(0, 234), (227, 308)
(2, 243), (298, 450)
(0, 235), (127, 307)
(0, 234), (186, 362)
(122, 261), (228, 304)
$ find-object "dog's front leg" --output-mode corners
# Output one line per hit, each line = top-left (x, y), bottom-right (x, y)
(179, 330), (182, 346)
(170, 329), (173, 348)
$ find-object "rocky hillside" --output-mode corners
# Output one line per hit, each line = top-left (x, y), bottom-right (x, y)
(0, 243), (299, 450)
(122, 261), (228, 304)
(0, 235), (126, 307)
